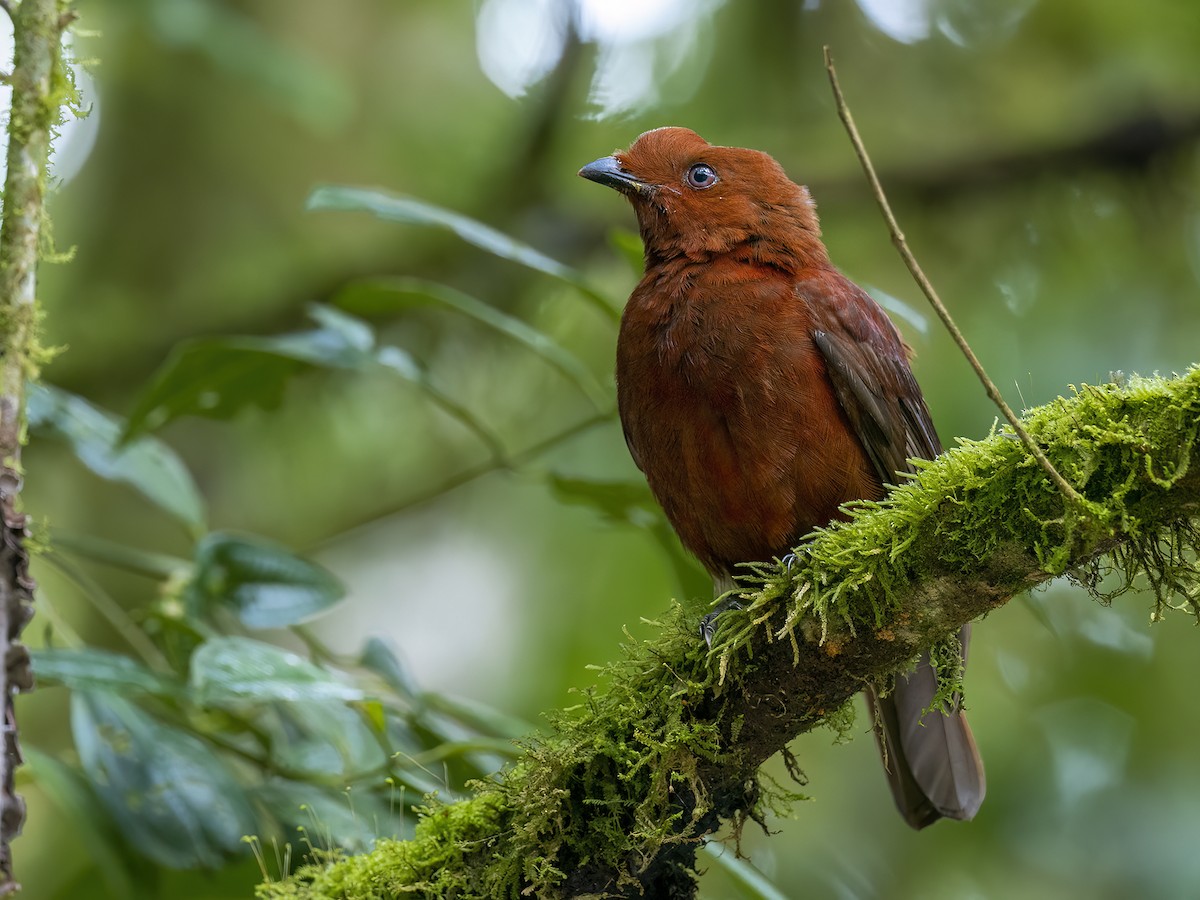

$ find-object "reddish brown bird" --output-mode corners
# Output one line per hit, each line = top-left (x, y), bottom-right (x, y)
(579, 126), (984, 829)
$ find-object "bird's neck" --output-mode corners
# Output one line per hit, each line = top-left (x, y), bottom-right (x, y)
(639, 212), (829, 273)
(642, 237), (829, 283)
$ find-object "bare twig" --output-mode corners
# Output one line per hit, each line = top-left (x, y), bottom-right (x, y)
(0, 0), (72, 889)
(823, 46), (1085, 508)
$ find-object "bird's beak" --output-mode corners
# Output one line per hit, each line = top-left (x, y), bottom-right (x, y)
(578, 156), (654, 200)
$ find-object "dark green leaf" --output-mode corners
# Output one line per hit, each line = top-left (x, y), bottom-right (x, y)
(307, 185), (619, 321)
(186, 531), (345, 628)
(122, 305), (377, 441)
(272, 701), (386, 777)
(28, 383), (206, 531)
(32, 647), (182, 698)
(26, 746), (150, 899)
(120, 305), (503, 459)
(71, 691), (255, 869)
(335, 277), (611, 409)
(190, 636), (362, 706)
(123, 339), (305, 439)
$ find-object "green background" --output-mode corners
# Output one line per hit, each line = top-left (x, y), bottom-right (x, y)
(20, 0), (1200, 897)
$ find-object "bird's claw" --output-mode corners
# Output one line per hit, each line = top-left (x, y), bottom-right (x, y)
(700, 600), (744, 648)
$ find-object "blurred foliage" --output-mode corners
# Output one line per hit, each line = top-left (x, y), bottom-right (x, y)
(17, 0), (1200, 898)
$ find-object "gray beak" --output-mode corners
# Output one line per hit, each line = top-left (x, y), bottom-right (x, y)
(578, 156), (654, 199)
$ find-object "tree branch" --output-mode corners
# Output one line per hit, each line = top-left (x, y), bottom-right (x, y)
(260, 369), (1200, 899)
(0, 0), (71, 891)
(823, 47), (1083, 509)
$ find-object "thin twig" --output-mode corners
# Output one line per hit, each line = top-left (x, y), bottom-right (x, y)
(41, 551), (173, 673)
(823, 46), (1085, 508)
(51, 529), (189, 580)
(314, 410), (614, 551)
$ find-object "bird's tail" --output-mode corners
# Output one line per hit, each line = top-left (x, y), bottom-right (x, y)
(864, 624), (986, 829)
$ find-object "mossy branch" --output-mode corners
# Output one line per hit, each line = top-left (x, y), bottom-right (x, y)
(0, 0), (72, 891)
(261, 369), (1200, 900)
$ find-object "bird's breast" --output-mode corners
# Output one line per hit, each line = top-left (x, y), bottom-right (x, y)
(616, 261), (879, 574)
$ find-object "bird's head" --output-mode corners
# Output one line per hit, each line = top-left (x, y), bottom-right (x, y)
(579, 127), (827, 269)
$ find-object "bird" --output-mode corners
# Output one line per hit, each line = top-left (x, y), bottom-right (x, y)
(578, 126), (985, 829)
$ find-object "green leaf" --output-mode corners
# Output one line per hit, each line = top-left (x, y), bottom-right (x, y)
(359, 636), (418, 699)
(421, 691), (534, 741)
(255, 779), (410, 852)
(32, 647), (182, 698)
(122, 305), (377, 441)
(307, 185), (619, 321)
(28, 383), (206, 532)
(186, 531), (345, 628)
(71, 691), (255, 869)
(335, 277), (611, 409)
(287, 303), (376, 358)
(272, 701), (386, 777)
(26, 746), (150, 899)
(190, 636), (362, 706)
(121, 340), (307, 439)
(357, 698), (387, 734)
(121, 304), (504, 459)
(548, 474), (660, 526)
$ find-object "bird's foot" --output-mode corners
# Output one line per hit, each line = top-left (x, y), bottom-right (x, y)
(700, 599), (744, 648)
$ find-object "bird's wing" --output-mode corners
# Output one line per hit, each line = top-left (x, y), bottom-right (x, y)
(804, 271), (984, 828)
(803, 271), (941, 480)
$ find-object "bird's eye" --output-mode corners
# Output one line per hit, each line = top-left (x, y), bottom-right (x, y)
(685, 163), (718, 189)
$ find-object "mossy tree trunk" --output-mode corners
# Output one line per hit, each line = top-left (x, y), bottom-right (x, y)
(0, 0), (72, 891)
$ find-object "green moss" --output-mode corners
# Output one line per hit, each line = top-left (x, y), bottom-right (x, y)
(261, 369), (1200, 899)
(822, 699), (857, 745)
(734, 370), (1200, 658)
(259, 792), (512, 899)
